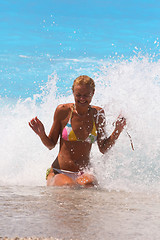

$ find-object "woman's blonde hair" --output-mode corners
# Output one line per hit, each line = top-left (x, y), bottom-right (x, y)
(72, 75), (95, 93)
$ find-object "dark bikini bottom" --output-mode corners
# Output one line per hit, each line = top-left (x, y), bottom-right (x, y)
(46, 166), (84, 180)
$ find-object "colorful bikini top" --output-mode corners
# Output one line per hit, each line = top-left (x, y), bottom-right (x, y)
(62, 105), (97, 144)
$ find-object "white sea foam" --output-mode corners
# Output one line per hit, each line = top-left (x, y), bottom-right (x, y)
(0, 55), (160, 191)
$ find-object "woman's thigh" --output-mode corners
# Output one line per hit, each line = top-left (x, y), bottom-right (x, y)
(47, 172), (98, 187)
(76, 173), (97, 187)
(47, 173), (75, 186)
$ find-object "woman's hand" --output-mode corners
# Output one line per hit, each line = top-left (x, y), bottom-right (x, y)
(115, 115), (126, 133)
(29, 116), (56, 150)
(29, 117), (45, 137)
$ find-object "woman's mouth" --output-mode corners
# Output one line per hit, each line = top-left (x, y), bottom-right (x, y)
(78, 100), (87, 104)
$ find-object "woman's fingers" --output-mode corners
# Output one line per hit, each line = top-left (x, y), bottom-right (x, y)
(116, 116), (126, 130)
(28, 117), (39, 133)
(29, 117), (37, 126)
(29, 117), (45, 136)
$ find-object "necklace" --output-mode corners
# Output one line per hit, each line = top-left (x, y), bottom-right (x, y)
(74, 104), (90, 117)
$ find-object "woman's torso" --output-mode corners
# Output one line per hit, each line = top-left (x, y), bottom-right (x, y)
(52, 103), (100, 171)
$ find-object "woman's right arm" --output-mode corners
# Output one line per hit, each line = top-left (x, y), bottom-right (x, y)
(29, 106), (62, 150)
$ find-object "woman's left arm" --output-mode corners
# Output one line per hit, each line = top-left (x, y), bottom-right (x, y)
(96, 108), (126, 154)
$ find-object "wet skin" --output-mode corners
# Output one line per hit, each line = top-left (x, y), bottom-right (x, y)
(29, 84), (126, 187)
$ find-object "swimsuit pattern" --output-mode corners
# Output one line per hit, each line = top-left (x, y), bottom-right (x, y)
(62, 106), (97, 144)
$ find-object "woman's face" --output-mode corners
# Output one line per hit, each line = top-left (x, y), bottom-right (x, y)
(73, 84), (94, 107)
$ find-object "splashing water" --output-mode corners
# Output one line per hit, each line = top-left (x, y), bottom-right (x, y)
(0, 54), (160, 192)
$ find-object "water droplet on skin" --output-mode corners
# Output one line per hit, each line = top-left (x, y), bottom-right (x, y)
(70, 148), (75, 154)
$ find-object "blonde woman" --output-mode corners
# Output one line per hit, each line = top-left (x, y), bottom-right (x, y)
(29, 75), (126, 187)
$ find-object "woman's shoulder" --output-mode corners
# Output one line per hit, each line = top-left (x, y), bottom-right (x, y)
(56, 103), (73, 112)
(91, 105), (106, 125)
(55, 103), (73, 120)
(91, 105), (104, 114)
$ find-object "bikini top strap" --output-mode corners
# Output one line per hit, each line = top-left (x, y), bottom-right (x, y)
(89, 105), (95, 123)
(68, 104), (75, 123)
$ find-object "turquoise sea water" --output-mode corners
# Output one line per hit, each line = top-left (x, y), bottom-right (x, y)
(1, 0), (160, 99)
(1, 0), (160, 238)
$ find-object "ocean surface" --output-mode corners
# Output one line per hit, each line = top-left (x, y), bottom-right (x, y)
(1, 0), (160, 239)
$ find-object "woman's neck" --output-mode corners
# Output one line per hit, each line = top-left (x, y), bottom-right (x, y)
(74, 104), (90, 117)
